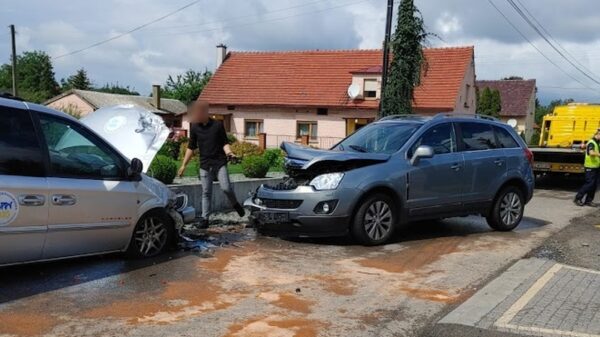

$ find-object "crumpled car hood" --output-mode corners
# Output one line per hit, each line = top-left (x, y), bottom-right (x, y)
(80, 104), (170, 173)
(281, 142), (390, 174)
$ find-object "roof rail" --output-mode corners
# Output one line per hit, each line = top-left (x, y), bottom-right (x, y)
(378, 114), (429, 121)
(433, 113), (499, 121)
(0, 92), (24, 101)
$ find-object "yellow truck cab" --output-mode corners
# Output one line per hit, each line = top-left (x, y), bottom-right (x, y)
(533, 103), (600, 175)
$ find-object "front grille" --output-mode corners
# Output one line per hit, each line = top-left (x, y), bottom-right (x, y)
(262, 198), (303, 209)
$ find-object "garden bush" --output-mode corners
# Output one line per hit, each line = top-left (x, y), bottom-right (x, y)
(159, 138), (185, 160)
(231, 141), (263, 158)
(149, 155), (178, 184)
(241, 155), (270, 178)
(264, 148), (285, 169)
(227, 133), (238, 144)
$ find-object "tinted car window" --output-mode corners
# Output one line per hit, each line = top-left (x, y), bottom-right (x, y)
(495, 126), (519, 148)
(0, 107), (45, 176)
(412, 123), (456, 155)
(460, 122), (497, 151)
(39, 115), (123, 180)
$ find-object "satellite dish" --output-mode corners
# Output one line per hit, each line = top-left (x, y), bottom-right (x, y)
(507, 119), (518, 128)
(347, 84), (360, 99)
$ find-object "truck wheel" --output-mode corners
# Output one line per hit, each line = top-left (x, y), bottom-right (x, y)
(486, 186), (524, 231)
(351, 193), (396, 245)
(127, 209), (175, 258)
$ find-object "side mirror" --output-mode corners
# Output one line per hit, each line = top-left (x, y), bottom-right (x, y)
(128, 158), (143, 180)
(410, 145), (434, 166)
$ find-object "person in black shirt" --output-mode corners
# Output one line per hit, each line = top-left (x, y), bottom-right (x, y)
(178, 101), (244, 227)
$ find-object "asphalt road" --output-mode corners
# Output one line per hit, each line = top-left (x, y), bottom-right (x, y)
(0, 177), (592, 337)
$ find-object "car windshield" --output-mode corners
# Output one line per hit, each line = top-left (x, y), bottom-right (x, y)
(334, 122), (421, 154)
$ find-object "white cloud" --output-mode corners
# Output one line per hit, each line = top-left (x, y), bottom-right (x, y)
(436, 12), (461, 35)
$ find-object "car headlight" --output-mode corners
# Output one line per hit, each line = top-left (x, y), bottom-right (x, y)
(310, 173), (344, 190)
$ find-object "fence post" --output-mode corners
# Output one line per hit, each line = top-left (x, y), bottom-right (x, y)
(258, 133), (267, 150)
(301, 135), (310, 146)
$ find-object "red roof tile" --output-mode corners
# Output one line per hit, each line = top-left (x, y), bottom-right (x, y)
(475, 79), (536, 117)
(200, 47), (474, 110)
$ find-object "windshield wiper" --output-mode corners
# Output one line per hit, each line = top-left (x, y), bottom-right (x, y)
(349, 145), (368, 153)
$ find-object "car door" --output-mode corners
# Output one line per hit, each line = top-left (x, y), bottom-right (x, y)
(458, 122), (507, 205)
(406, 122), (467, 215)
(36, 112), (138, 259)
(0, 103), (49, 265)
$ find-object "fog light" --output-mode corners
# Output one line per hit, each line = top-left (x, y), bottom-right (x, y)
(314, 200), (338, 214)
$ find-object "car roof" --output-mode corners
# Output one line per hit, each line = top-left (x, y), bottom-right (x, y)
(375, 113), (508, 127)
(0, 97), (79, 122)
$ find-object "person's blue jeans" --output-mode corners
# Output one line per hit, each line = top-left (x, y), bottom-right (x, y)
(200, 165), (238, 219)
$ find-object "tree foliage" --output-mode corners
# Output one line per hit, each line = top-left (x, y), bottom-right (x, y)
(476, 87), (502, 118)
(0, 51), (60, 103)
(61, 68), (92, 91)
(381, 0), (428, 116)
(162, 69), (212, 104)
(94, 82), (140, 95)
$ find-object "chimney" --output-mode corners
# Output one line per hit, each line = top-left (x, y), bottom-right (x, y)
(216, 44), (227, 69)
(152, 84), (161, 110)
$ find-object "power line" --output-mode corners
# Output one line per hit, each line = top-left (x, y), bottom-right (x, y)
(144, 0), (339, 32)
(506, 0), (600, 85)
(486, 0), (599, 94)
(53, 0), (201, 59)
(513, 0), (596, 76)
(154, 0), (372, 37)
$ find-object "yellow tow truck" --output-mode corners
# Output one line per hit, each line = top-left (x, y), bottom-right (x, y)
(532, 103), (600, 175)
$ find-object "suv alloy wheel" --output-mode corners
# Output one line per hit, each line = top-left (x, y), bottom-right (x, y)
(351, 193), (397, 245)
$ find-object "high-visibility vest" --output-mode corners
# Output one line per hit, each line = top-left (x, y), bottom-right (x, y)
(584, 139), (600, 168)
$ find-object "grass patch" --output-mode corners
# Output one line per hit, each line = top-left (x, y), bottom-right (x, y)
(175, 160), (282, 177)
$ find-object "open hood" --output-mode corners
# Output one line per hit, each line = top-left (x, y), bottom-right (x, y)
(281, 142), (390, 176)
(80, 104), (170, 173)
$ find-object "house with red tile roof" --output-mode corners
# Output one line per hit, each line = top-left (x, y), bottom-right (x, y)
(475, 79), (536, 141)
(191, 45), (475, 148)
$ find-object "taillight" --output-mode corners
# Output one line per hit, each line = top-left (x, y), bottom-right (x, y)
(524, 148), (534, 166)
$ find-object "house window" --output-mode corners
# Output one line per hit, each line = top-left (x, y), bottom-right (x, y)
(297, 121), (318, 141)
(363, 79), (378, 99)
(244, 120), (263, 138)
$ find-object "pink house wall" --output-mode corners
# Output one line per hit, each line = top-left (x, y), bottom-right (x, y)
(47, 94), (95, 117)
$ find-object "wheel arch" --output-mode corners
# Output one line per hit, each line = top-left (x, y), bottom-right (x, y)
(124, 207), (174, 252)
(350, 185), (403, 224)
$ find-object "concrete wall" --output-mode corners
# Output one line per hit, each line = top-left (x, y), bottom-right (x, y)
(47, 94), (95, 117)
(168, 176), (283, 214)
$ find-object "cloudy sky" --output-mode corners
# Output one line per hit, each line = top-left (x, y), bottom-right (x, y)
(1, 0), (600, 103)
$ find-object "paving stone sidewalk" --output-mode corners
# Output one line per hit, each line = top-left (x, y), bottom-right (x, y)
(438, 258), (600, 337)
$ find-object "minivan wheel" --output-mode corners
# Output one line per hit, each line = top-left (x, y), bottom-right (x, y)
(351, 193), (396, 246)
(127, 209), (175, 258)
(486, 186), (524, 231)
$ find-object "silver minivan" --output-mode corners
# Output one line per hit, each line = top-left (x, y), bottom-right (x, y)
(0, 96), (195, 266)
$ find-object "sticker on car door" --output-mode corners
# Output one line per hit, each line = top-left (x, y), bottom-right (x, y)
(0, 191), (19, 226)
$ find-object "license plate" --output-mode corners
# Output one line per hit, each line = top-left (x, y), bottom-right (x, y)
(259, 212), (289, 224)
(534, 162), (551, 169)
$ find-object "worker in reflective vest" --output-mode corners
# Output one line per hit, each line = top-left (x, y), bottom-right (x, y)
(574, 129), (600, 206)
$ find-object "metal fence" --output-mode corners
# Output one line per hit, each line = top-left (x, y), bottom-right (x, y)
(230, 133), (343, 149)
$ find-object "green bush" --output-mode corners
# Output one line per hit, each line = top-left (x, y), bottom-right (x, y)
(241, 155), (270, 178)
(264, 148), (285, 169)
(159, 139), (184, 160)
(231, 141), (263, 158)
(149, 155), (178, 184)
(227, 133), (238, 144)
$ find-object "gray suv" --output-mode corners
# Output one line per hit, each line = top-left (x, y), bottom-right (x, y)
(245, 114), (534, 245)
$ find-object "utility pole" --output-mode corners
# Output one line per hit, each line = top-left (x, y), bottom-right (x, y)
(10, 24), (18, 97)
(379, 0), (394, 115)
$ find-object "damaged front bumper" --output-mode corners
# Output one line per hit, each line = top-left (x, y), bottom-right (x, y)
(244, 183), (353, 238)
(169, 192), (196, 233)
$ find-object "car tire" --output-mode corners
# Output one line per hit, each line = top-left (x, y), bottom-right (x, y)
(127, 209), (175, 258)
(351, 193), (397, 246)
(486, 186), (524, 231)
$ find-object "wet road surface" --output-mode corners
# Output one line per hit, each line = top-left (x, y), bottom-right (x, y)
(0, 182), (591, 337)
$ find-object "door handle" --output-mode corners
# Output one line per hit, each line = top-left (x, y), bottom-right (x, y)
(19, 195), (46, 206)
(493, 159), (505, 166)
(450, 163), (462, 171)
(52, 194), (76, 206)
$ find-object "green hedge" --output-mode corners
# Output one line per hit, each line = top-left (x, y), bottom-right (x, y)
(149, 155), (178, 184)
(241, 155), (270, 178)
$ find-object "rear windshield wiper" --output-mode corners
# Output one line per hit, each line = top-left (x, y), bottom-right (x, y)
(349, 145), (368, 153)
